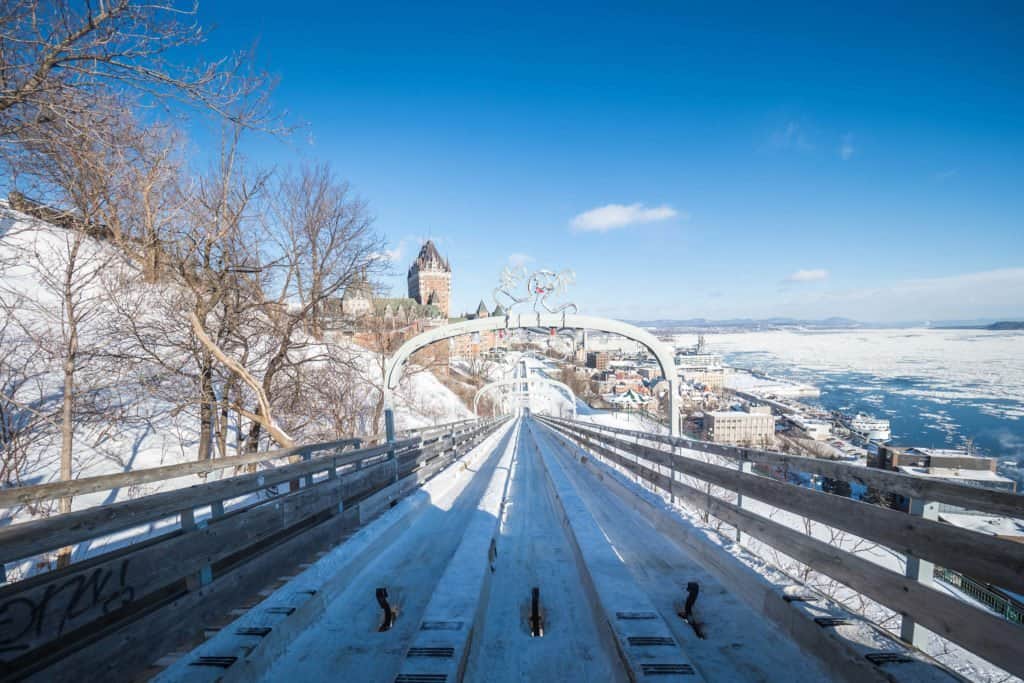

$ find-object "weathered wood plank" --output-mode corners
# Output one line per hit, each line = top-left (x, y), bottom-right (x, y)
(0, 438), (362, 509)
(10, 417), (504, 680)
(16, 506), (360, 682)
(550, 420), (1024, 680)
(0, 476), (354, 660)
(0, 439), (421, 565)
(545, 417), (1024, 519)
(0, 416), (487, 511)
(561, 422), (1024, 594)
(0, 417), (503, 678)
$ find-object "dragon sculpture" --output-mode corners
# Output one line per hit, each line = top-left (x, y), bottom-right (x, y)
(493, 266), (578, 315)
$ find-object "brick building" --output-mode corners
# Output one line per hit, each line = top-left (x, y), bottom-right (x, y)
(407, 240), (452, 318)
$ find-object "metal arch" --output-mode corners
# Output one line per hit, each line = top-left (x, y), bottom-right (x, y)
(472, 377), (578, 417)
(383, 312), (679, 436)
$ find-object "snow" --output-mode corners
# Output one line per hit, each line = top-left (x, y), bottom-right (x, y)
(724, 369), (821, 397)
(160, 417), (859, 681)
(0, 205), (473, 574)
(156, 419), (514, 683)
(570, 421), (1020, 683)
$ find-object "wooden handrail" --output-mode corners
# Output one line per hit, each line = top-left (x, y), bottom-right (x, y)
(0, 438), (418, 565)
(0, 416), (508, 677)
(539, 416), (1024, 679)
(548, 418), (1024, 595)
(0, 418), (503, 565)
(0, 438), (362, 509)
(544, 416), (1024, 519)
(0, 419), (479, 510)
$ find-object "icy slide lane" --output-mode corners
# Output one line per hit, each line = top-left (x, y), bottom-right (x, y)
(248, 421), (519, 683)
(160, 416), (833, 682)
(528, 419), (834, 683)
(462, 418), (628, 682)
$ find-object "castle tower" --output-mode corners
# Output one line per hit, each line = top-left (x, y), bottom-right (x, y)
(407, 240), (451, 318)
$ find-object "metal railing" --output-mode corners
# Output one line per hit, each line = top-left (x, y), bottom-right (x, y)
(934, 567), (1024, 625)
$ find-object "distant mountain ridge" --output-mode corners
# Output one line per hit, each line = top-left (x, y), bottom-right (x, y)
(630, 317), (864, 330)
(936, 320), (1024, 331)
(630, 317), (1024, 331)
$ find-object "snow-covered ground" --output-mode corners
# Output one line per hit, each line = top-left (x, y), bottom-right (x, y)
(581, 424), (1020, 683)
(169, 417), (842, 682)
(0, 205), (471, 543)
(724, 368), (821, 398)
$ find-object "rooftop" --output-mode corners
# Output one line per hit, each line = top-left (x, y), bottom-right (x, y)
(409, 240), (450, 274)
(897, 465), (1014, 484)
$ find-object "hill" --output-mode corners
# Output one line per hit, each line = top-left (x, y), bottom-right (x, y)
(0, 202), (471, 546)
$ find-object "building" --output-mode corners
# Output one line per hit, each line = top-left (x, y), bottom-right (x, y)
(705, 407), (776, 445)
(407, 240), (452, 318)
(789, 414), (832, 441)
(682, 367), (725, 391)
(339, 272), (373, 318)
(870, 446), (1016, 493)
(607, 388), (656, 411)
(586, 351), (610, 371)
(449, 301), (514, 359)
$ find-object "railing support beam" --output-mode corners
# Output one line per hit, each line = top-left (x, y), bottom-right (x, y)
(900, 497), (937, 647)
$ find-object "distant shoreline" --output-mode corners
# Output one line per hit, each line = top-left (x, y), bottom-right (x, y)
(636, 319), (1024, 332)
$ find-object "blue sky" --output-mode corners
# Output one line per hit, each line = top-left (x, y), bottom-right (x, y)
(195, 2), (1023, 322)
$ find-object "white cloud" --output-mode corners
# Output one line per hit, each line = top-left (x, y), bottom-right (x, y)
(507, 252), (533, 267)
(383, 240), (405, 263)
(786, 268), (829, 282)
(570, 203), (681, 232)
(769, 121), (813, 151)
(936, 169), (958, 181)
(839, 133), (855, 161)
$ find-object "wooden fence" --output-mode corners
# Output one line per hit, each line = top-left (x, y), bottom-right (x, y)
(538, 416), (1024, 679)
(0, 417), (505, 680)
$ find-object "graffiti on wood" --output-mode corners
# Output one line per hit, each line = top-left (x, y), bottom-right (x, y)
(0, 559), (135, 657)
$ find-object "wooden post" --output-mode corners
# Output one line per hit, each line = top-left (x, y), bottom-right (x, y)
(634, 432), (641, 484)
(735, 451), (753, 543)
(900, 497), (938, 647)
(385, 408), (397, 483)
(180, 508), (196, 531)
(329, 455), (344, 514)
(302, 450), (314, 488)
(669, 443), (678, 505)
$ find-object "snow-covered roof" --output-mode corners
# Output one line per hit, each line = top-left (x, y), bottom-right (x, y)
(898, 466), (1015, 484)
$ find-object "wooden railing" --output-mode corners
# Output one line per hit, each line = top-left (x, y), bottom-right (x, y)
(538, 415), (1024, 679)
(0, 416), (506, 679)
(0, 438), (365, 510)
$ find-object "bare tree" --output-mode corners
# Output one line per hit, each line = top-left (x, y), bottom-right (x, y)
(0, 1), (278, 140)
(228, 164), (382, 450)
(168, 128), (269, 458)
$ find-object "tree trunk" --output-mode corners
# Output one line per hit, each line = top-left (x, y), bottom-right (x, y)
(217, 395), (230, 458)
(57, 239), (80, 569)
(144, 235), (160, 284)
(198, 354), (214, 461)
(244, 410), (262, 454)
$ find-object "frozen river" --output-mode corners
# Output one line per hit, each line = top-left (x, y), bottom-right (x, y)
(696, 328), (1024, 483)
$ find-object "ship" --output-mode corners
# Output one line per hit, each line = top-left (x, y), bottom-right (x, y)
(840, 413), (891, 442)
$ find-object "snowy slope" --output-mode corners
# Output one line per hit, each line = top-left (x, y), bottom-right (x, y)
(0, 204), (472, 525)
